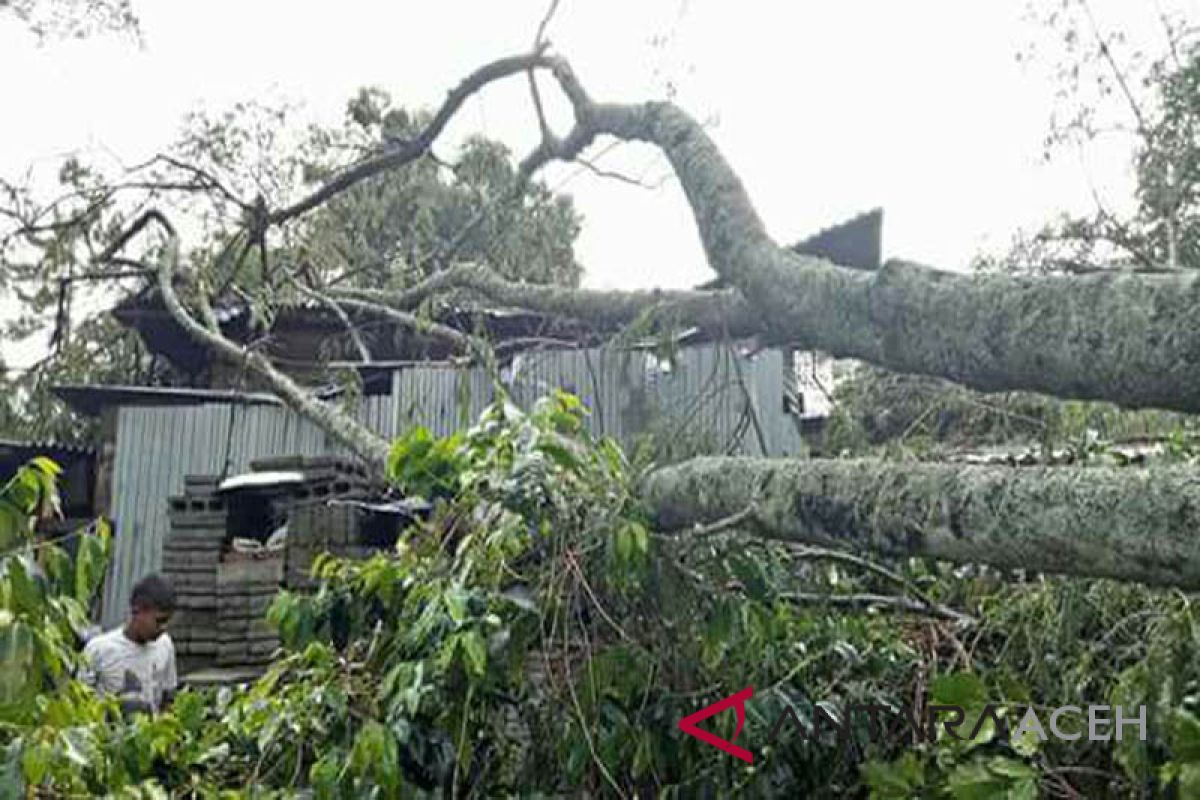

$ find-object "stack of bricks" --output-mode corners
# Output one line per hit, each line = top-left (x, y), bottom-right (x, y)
(162, 476), (225, 669)
(216, 555), (282, 666)
(251, 454), (376, 501)
(164, 457), (387, 673)
(243, 455), (382, 592)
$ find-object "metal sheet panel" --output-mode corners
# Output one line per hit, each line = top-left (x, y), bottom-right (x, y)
(101, 345), (802, 625)
(101, 398), (399, 626)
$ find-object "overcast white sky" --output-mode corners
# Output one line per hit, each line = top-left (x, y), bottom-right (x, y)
(0, 0), (1190, 368)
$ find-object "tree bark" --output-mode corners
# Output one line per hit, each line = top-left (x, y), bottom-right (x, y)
(644, 457), (1200, 589)
(574, 98), (1200, 414)
(332, 262), (761, 339)
(150, 226), (391, 473)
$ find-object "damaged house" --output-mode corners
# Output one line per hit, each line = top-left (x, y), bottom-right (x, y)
(43, 211), (879, 677)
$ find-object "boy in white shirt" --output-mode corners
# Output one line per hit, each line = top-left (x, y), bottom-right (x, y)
(80, 573), (178, 715)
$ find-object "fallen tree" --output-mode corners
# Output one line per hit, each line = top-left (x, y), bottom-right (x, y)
(645, 458), (1200, 589)
(106, 45), (1200, 589)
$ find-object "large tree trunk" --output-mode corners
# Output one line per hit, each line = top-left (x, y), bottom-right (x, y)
(584, 100), (1200, 414)
(139, 53), (1200, 590)
(644, 457), (1200, 588)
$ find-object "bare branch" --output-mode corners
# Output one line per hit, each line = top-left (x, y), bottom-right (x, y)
(285, 273), (373, 363)
(1080, 0), (1151, 138)
(330, 294), (487, 359)
(670, 503), (758, 538)
(60, 264), (155, 282)
(131, 153), (251, 212)
(779, 592), (972, 623)
(526, 0), (562, 140)
(534, 0), (561, 47)
(268, 52), (557, 226)
(98, 208), (176, 255)
(92, 208), (391, 470)
(783, 543), (959, 620)
(573, 157), (655, 188)
(528, 59), (554, 143)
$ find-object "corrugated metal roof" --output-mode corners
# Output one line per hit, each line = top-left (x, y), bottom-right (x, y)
(52, 384), (284, 418)
(0, 438), (96, 457)
(698, 208), (884, 290)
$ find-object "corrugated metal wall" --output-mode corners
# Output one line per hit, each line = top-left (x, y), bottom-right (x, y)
(102, 344), (800, 625)
(102, 395), (394, 626)
(390, 344), (804, 456)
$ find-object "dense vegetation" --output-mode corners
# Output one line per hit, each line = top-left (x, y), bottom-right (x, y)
(4, 3), (1200, 797)
(2, 392), (1200, 797)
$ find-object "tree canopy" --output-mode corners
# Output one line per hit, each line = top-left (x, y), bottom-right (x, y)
(0, 86), (582, 440)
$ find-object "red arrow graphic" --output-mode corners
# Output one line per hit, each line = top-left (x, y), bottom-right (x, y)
(677, 685), (755, 763)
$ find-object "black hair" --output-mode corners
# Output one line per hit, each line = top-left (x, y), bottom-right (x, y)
(130, 573), (176, 613)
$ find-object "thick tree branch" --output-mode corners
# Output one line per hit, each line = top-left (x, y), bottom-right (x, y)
(330, 294), (486, 357)
(115, 211), (391, 471)
(87, 54), (1200, 594)
(643, 457), (1200, 589)
(304, 53), (1200, 414)
(331, 262), (761, 339)
(513, 58), (1200, 412)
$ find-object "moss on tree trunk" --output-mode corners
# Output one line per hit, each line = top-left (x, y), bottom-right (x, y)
(644, 457), (1200, 588)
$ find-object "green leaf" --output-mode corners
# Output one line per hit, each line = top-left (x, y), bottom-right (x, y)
(310, 752), (343, 800)
(74, 523), (110, 604)
(614, 525), (633, 565)
(460, 630), (487, 679)
(0, 622), (37, 708)
(19, 743), (48, 787)
(1179, 763), (1200, 798)
(539, 440), (583, 472)
(931, 672), (988, 708)
(1172, 709), (1200, 762)
(28, 457), (61, 478)
(946, 757), (1036, 800)
(0, 741), (24, 800)
(444, 586), (469, 625)
(861, 753), (925, 798)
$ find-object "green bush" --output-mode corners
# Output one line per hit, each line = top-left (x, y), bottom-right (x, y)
(3, 395), (1199, 797)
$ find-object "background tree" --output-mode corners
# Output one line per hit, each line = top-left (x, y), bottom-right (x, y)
(0, 0), (139, 41)
(989, 0), (1200, 274)
(0, 86), (583, 440)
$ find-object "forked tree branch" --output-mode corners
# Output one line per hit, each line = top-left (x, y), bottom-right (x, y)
(330, 262), (760, 338)
(268, 52), (558, 226)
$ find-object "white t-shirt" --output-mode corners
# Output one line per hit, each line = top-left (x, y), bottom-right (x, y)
(79, 628), (178, 713)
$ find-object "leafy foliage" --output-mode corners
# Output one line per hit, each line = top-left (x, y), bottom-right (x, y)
(822, 363), (1198, 459)
(291, 87), (582, 291)
(6, 398), (1200, 797)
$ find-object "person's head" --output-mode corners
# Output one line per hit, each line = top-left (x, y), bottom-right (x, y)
(126, 573), (175, 643)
